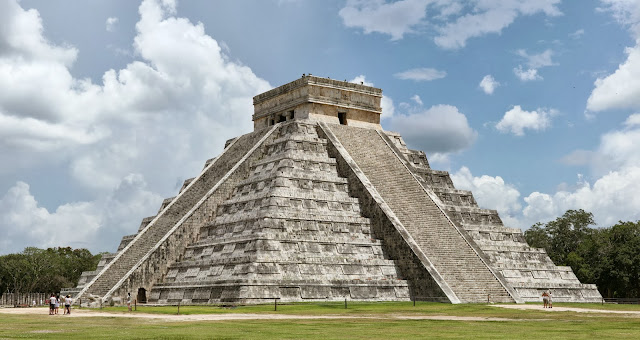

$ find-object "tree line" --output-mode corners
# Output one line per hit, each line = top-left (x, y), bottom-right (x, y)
(525, 209), (640, 298)
(0, 247), (101, 296)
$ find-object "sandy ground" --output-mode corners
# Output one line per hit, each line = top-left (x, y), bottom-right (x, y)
(493, 304), (640, 316)
(0, 307), (515, 322)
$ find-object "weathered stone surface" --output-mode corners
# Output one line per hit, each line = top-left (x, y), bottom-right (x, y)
(67, 77), (601, 305)
(380, 130), (600, 303)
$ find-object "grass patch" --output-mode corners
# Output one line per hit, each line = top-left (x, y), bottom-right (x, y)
(97, 301), (637, 320)
(548, 302), (640, 311)
(2, 302), (639, 339)
(100, 301), (550, 319)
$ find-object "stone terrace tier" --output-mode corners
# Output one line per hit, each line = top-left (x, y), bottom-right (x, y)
(149, 121), (409, 303)
(73, 125), (276, 303)
(383, 129), (601, 303)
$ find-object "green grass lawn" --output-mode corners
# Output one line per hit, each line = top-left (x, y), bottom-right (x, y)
(98, 301), (640, 319)
(1, 302), (639, 339)
(545, 302), (640, 311)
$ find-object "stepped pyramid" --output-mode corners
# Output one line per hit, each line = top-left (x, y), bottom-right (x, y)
(65, 76), (601, 305)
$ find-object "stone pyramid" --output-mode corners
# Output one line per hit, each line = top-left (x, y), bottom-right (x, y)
(66, 76), (601, 305)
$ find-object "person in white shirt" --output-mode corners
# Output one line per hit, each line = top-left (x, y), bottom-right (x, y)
(49, 294), (56, 315)
(64, 295), (72, 315)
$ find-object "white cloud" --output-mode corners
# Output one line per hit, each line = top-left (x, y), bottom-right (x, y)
(350, 74), (373, 87)
(450, 166), (522, 227)
(496, 105), (556, 136)
(523, 167), (640, 227)
(569, 28), (584, 39)
(394, 67), (446, 81)
(0, 0), (271, 253)
(447, 163), (640, 230)
(381, 96), (395, 119)
(591, 117), (640, 176)
(479, 74), (499, 94)
(338, 0), (562, 49)
(434, 0), (562, 49)
(410, 94), (423, 105)
(349, 75), (395, 119)
(587, 45), (640, 111)
(433, 0), (463, 18)
(338, 0), (431, 40)
(525, 113), (640, 226)
(449, 113), (640, 230)
(516, 49), (555, 68)
(0, 0), (78, 66)
(624, 112), (640, 126)
(587, 0), (640, 113)
(561, 112), (640, 174)
(513, 65), (542, 81)
(106, 17), (119, 32)
(511, 49), (556, 81)
(599, 0), (640, 37)
(387, 104), (477, 153)
(0, 176), (162, 254)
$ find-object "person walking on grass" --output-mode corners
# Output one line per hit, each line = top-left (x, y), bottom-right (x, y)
(48, 294), (56, 315)
(542, 290), (549, 308)
(64, 295), (72, 315)
(54, 294), (60, 315)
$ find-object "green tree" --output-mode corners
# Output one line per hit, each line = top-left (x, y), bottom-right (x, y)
(523, 222), (550, 249)
(0, 253), (33, 305)
(0, 247), (101, 297)
(526, 209), (640, 298)
(598, 221), (640, 298)
(525, 209), (595, 266)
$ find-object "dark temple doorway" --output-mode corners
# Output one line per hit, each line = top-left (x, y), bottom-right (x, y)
(338, 112), (347, 125)
(137, 288), (147, 304)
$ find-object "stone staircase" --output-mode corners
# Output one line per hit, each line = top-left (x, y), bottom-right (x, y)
(75, 126), (274, 302)
(326, 124), (515, 303)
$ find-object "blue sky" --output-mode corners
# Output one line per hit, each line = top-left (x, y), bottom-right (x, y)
(1, 0), (639, 255)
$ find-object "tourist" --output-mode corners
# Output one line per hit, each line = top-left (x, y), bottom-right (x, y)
(64, 295), (72, 315)
(49, 294), (56, 315)
(127, 292), (132, 312)
(542, 290), (549, 308)
(54, 294), (60, 315)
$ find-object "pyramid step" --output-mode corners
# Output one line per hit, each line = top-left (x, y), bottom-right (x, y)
(78, 125), (277, 298)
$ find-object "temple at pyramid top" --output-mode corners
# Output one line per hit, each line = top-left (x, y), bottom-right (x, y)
(253, 75), (382, 130)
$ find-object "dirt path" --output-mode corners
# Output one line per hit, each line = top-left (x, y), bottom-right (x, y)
(5, 304), (637, 322)
(493, 304), (640, 316)
(0, 307), (514, 322)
